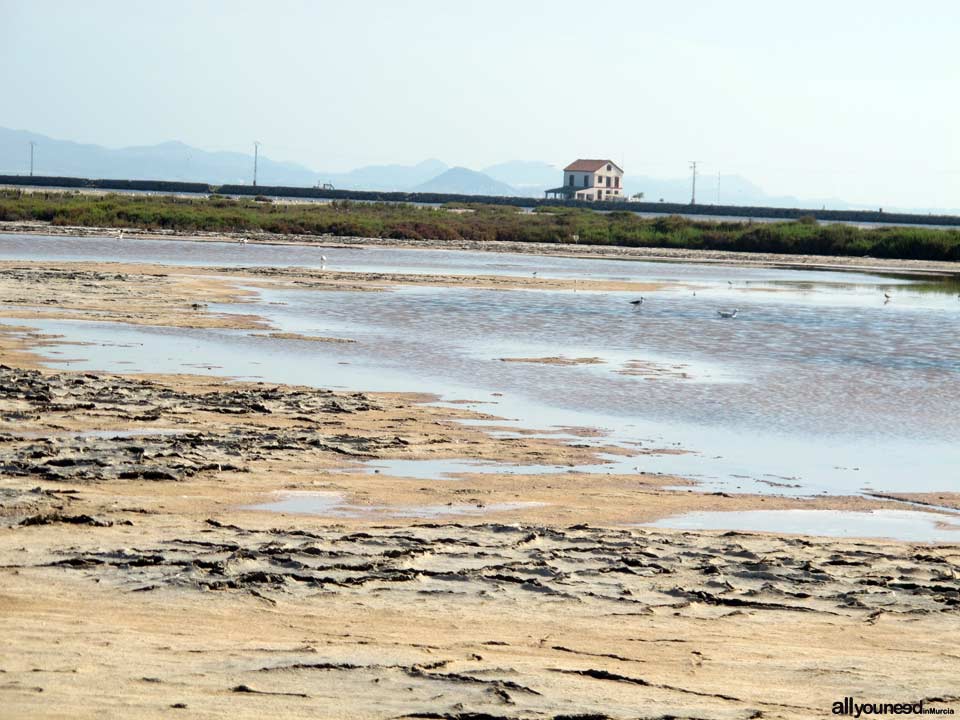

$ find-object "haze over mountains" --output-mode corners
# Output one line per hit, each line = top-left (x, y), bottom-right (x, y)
(0, 128), (952, 214)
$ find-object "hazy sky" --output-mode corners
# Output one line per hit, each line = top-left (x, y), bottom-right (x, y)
(2, 0), (957, 208)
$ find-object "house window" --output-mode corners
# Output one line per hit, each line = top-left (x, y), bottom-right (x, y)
(606, 164), (611, 171)
(568, 175), (574, 186)
(606, 176), (611, 187)
(583, 175), (589, 187)
(615, 177), (620, 188)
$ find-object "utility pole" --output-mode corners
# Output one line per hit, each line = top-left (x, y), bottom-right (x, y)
(28, 141), (36, 176)
(253, 141), (261, 187)
(689, 161), (700, 205)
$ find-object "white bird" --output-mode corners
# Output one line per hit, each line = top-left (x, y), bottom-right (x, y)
(883, 292), (892, 300)
(238, 237), (248, 245)
(629, 297), (644, 306)
(116, 229), (123, 240)
(321, 255), (328, 263)
(717, 308), (739, 318)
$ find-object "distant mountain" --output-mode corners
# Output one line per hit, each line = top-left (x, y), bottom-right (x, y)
(622, 173), (823, 208)
(413, 167), (517, 196)
(0, 128), (318, 186)
(483, 160), (558, 195)
(317, 159), (448, 191)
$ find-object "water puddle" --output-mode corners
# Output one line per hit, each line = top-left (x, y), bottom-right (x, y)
(244, 491), (545, 518)
(642, 509), (960, 543)
(4, 232), (954, 297)
(366, 457), (627, 479)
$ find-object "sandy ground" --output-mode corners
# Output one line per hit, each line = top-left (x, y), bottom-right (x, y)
(0, 249), (958, 718)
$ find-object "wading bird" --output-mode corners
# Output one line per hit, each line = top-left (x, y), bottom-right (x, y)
(629, 298), (644, 307)
(717, 308), (739, 318)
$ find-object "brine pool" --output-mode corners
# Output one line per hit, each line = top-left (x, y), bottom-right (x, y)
(3, 233), (959, 537)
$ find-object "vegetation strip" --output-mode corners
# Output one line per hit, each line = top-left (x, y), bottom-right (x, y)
(2, 189), (960, 261)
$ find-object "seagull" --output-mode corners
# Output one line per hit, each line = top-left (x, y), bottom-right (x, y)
(238, 237), (248, 245)
(717, 308), (739, 318)
(629, 298), (644, 306)
(883, 292), (892, 300)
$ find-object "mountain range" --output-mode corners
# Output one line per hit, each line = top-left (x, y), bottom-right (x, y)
(0, 127), (952, 213)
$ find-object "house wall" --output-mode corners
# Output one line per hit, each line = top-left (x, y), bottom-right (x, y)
(564, 162), (624, 201)
(564, 171), (592, 188)
(592, 162), (624, 201)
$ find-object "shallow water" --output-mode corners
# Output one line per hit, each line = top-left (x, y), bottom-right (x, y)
(0, 232), (938, 286)
(2, 234), (959, 503)
(643, 509), (960, 543)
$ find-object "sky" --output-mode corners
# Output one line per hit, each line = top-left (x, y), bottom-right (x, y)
(1, 0), (958, 209)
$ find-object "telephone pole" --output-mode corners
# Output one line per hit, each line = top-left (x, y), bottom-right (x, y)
(689, 161), (700, 205)
(253, 141), (261, 187)
(28, 141), (36, 176)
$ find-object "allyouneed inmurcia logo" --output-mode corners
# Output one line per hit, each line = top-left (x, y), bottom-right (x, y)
(832, 698), (955, 716)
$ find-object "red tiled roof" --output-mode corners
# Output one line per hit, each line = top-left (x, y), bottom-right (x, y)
(563, 159), (622, 173)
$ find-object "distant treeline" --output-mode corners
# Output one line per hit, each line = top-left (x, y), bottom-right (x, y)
(1, 173), (958, 228)
(1, 189), (959, 262)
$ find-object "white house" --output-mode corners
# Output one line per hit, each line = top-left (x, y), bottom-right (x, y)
(545, 159), (624, 201)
